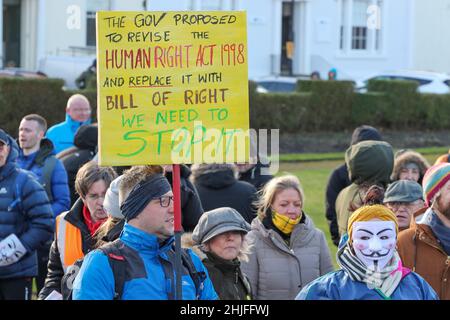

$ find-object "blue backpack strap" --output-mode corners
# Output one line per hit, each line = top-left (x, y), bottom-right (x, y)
(160, 248), (206, 300)
(99, 239), (146, 300)
(181, 249), (206, 299)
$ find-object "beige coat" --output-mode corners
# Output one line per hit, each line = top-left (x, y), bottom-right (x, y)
(240, 215), (334, 300)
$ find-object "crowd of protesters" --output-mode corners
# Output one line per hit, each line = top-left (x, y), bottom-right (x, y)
(0, 96), (449, 300)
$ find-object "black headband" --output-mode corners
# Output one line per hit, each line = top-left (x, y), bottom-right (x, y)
(120, 174), (171, 221)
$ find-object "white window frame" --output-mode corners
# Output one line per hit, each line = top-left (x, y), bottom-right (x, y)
(336, 0), (386, 58)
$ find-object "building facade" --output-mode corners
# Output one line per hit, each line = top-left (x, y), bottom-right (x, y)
(2, 0), (449, 87)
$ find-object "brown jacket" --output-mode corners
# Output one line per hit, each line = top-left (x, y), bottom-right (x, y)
(397, 209), (450, 300)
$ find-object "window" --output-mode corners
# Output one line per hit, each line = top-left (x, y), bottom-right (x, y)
(86, 12), (96, 47)
(339, 0), (383, 54)
(86, 0), (110, 47)
(201, 0), (222, 10)
(352, 0), (368, 50)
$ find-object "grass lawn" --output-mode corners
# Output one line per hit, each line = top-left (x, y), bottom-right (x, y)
(278, 153), (441, 268)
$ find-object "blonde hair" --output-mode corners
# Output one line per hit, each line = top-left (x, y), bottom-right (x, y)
(93, 216), (122, 248)
(256, 175), (304, 220)
(118, 165), (164, 204)
(202, 234), (250, 263)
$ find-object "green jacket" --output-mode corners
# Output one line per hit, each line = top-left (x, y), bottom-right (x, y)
(202, 252), (252, 300)
(336, 140), (393, 236)
(75, 69), (96, 90)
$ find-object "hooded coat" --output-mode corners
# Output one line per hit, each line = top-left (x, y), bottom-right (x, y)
(391, 150), (430, 184)
(191, 164), (257, 224)
(17, 138), (70, 217)
(240, 215), (334, 300)
(0, 134), (54, 279)
(325, 126), (382, 246)
(335, 140), (394, 236)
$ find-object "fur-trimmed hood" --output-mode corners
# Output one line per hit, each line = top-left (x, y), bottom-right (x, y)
(391, 150), (430, 183)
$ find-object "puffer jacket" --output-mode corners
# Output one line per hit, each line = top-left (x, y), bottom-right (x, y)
(335, 140), (393, 236)
(72, 223), (218, 300)
(192, 164), (257, 223)
(296, 268), (438, 300)
(0, 135), (54, 279)
(397, 208), (450, 300)
(165, 165), (204, 232)
(17, 138), (70, 217)
(38, 199), (94, 299)
(46, 114), (91, 154)
(240, 215), (334, 300)
(58, 124), (97, 205)
(391, 150), (430, 184)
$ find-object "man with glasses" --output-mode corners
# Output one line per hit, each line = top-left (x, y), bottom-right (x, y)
(0, 129), (54, 300)
(383, 180), (424, 231)
(72, 165), (218, 300)
(46, 94), (92, 154)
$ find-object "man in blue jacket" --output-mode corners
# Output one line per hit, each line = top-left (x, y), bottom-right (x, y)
(73, 165), (218, 300)
(0, 129), (54, 300)
(46, 94), (92, 154)
(17, 114), (71, 293)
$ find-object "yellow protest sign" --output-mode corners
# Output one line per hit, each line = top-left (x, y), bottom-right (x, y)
(96, 11), (249, 166)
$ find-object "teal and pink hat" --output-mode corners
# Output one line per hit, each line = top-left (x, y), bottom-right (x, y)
(422, 163), (450, 207)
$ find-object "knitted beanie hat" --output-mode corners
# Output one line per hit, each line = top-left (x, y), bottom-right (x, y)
(422, 163), (450, 207)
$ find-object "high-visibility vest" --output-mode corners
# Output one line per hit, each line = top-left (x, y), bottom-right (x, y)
(56, 212), (85, 272)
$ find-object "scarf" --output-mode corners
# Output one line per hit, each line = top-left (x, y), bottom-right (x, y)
(82, 205), (106, 236)
(427, 211), (450, 255)
(337, 243), (404, 299)
(271, 210), (302, 235)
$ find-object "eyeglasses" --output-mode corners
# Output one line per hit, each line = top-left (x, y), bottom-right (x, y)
(159, 196), (173, 208)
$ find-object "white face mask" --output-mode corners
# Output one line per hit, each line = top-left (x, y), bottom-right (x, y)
(352, 221), (397, 271)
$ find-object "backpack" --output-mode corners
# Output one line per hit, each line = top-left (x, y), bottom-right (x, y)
(61, 239), (206, 300)
(40, 156), (57, 203)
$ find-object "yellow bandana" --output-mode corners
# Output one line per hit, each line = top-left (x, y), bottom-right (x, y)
(272, 211), (301, 235)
